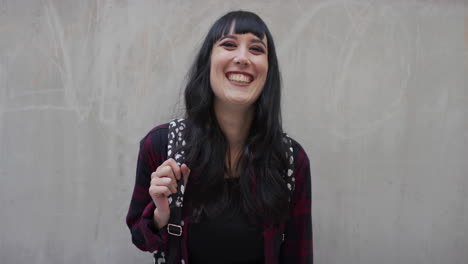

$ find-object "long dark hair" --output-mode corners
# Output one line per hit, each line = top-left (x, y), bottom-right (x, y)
(182, 10), (290, 225)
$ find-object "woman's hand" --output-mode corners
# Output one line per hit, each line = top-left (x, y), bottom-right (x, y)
(149, 158), (190, 229)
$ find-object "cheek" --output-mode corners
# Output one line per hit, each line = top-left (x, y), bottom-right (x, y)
(210, 58), (226, 81)
(209, 57), (226, 95)
(262, 59), (269, 75)
(255, 57), (268, 77)
(209, 59), (220, 83)
(257, 62), (268, 84)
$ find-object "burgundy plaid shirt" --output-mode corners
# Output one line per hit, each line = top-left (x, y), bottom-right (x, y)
(126, 124), (313, 263)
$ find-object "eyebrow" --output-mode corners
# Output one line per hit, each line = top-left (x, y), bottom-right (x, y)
(219, 34), (267, 48)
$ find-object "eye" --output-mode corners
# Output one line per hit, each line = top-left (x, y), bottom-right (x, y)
(220, 41), (237, 49)
(250, 46), (265, 54)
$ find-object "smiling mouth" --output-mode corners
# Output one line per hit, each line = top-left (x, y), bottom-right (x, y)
(226, 72), (254, 84)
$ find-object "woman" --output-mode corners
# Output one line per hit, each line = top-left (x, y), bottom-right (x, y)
(126, 10), (312, 264)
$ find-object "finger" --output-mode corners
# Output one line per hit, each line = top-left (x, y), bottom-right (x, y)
(152, 166), (173, 180)
(156, 165), (176, 182)
(151, 177), (177, 193)
(164, 158), (182, 181)
(181, 164), (191, 186)
(150, 170), (158, 180)
(149, 185), (172, 198)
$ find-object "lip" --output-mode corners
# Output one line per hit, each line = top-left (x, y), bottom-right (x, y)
(225, 71), (255, 84)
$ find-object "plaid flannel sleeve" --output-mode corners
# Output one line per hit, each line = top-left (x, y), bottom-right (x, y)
(281, 139), (313, 263)
(126, 125), (169, 252)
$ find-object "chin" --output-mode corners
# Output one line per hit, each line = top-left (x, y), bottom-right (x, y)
(225, 96), (254, 106)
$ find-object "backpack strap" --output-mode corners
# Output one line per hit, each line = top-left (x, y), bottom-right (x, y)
(153, 119), (187, 264)
(281, 134), (295, 242)
(283, 134), (295, 201)
(167, 119), (187, 207)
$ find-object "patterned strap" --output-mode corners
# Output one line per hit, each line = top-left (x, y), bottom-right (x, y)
(281, 134), (295, 243)
(283, 134), (295, 202)
(167, 119), (187, 208)
(153, 119), (187, 264)
(167, 119), (187, 263)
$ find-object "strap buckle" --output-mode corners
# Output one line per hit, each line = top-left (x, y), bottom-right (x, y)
(167, 224), (182, 236)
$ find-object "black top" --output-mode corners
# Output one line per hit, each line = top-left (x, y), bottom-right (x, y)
(187, 178), (264, 264)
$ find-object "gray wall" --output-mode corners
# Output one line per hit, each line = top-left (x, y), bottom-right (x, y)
(1, 0), (467, 263)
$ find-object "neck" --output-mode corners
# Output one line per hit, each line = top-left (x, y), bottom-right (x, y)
(214, 100), (254, 149)
(214, 100), (254, 176)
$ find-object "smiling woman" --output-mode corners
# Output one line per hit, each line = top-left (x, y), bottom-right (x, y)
(210, 31), (268, 107)
(126, 10), (313, 264)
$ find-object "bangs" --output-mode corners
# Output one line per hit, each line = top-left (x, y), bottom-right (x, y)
(210, 11), (267, 43)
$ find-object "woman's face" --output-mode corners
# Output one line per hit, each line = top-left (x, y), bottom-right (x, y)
(210, 30), (268, 108)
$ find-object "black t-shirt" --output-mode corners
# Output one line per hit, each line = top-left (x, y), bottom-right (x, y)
(187, 178), (264, 264)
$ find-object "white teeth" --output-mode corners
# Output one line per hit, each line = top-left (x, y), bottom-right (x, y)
(227, 73), (251, 83)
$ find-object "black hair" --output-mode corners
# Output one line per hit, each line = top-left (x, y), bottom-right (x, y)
(182, 10), (290, 225)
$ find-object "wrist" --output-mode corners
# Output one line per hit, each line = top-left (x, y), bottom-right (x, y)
(153, 208), (169, 229)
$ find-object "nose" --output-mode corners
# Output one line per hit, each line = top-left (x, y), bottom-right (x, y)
(233, 48), (250, 66)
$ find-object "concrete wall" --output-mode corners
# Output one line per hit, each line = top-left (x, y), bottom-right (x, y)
(1, 0), (467, 263)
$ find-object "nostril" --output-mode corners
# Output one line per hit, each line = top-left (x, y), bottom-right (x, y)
(233, 56), (250, 65)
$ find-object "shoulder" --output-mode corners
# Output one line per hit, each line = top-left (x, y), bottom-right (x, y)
(138, 123), (170, 162)
(139, 119), (188, 155)
(140, 123), (169, 146)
